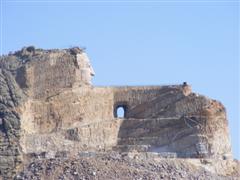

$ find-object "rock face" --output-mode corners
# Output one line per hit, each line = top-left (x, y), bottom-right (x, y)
(0, 47), (237, 179)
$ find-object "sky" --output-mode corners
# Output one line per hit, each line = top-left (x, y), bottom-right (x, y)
(0, 0), (239, 159)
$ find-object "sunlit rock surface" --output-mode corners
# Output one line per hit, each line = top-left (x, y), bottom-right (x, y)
(0, 47), (238, 179)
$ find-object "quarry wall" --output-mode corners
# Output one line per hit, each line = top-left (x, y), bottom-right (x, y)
(0, 47), (232, 179)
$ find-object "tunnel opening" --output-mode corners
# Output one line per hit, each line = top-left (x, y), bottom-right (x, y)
(114, 104), (128, 118)
(117, 107), (125, 118)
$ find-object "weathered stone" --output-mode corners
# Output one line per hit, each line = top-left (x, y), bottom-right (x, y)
(0, 47), (237, 179)
(65, 128), (80, 141)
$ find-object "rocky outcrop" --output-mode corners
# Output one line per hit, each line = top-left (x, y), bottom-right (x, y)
(0, 47), (236, 179)
(0, 67), (26, 178)
(16, 152), (240, 180)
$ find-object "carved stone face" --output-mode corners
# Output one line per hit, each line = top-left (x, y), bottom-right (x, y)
(85, 57), (95, 77)
(76, 53), (95, 85)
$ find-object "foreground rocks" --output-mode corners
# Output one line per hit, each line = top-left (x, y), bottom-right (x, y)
(15, 152), (239, 180)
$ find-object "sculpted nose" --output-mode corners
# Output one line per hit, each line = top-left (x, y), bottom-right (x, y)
(89, 66), (95, 76)
(91, 71), (95, 76)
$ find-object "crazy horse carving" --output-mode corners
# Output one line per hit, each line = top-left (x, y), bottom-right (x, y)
(77, 53), (95, 84)
(0, 47), (233, 179)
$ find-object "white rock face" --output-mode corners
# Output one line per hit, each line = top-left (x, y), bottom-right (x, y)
(76, 53), (95, 85)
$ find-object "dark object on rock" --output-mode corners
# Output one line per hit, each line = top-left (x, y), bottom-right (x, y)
(69, 47), (83, 55)
(26, 46), (35, 53)
(66, 128), (80, 141)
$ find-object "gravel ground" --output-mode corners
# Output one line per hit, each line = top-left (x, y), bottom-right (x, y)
(14, 152), (239, 180)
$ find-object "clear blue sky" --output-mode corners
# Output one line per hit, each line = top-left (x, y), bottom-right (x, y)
(1, 0), (239, 159)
